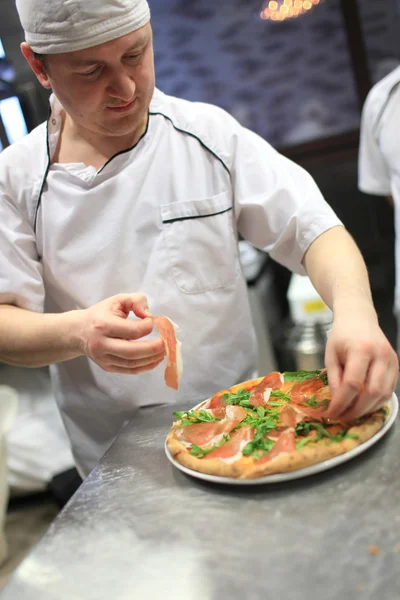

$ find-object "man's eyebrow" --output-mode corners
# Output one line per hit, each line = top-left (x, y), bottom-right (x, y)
(70, 38), (148, 67)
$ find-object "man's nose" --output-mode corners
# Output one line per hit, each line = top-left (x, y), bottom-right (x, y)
(107, 70), (136, 101)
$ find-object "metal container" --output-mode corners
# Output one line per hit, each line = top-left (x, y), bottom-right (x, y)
(284, 321), (331, 371)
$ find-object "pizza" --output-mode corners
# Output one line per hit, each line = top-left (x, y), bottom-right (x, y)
(166, 369), (390, 479)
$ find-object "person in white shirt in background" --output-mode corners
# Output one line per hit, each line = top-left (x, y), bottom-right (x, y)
(359, 65), (400, 353)
(0, 0), (397, 478)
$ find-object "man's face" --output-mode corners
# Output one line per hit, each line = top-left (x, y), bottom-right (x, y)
(37, 23), (155, 138)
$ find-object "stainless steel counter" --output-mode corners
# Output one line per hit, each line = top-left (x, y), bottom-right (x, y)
(2, 401), (399, 600)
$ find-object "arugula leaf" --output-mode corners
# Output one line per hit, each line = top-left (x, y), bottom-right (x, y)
(189, 434), (231, 457)
(328, 430), (359, 444)
(257, 406), (266, 418)
(295, 421), (314, 437)
(242, 436), (275, 458)
(223, 389), (253, 409)
(284, 370), (328, 385)
(173, 409), (221, 427)
(320, 371), (328, 385)
(305, 395), (329, 409)
(295, 421), (331, 442)
(270, 390), (291, 402)
(173, 410), (189, 420)
(241, 411), (282, 458)
(295, 422), (359, 445)
(296, 438), (313, 449)
(243, 410), (280, 428)
(284, 370), (322, 383)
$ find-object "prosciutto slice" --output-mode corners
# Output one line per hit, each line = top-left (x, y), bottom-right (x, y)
(280, 405), (304, 428)
(256, 428), (296, 465)
(176, 405), (246, 448)
(249, 371), (283, 407)
(290, 376), (325, 405)
(204, 393), (229, 419)
(266, 428), (286, 441)
(205, 426), (255, 462)
(153, 316), (182, 390)
(291, 403), (329, 421)
(288, 376), (334, 422)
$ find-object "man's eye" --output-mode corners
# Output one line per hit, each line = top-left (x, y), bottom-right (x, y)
(80, 68), (100, 79)
(126, 53), (141, 60)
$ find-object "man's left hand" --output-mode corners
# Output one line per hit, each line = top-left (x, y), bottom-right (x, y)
(325, 305), (399, 420)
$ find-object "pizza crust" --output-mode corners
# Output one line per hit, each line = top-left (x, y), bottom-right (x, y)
(166, 430), (246, 478)
(166, 376), (389, 480)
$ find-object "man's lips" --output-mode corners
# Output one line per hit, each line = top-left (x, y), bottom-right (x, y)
(107, 99), (136, 113)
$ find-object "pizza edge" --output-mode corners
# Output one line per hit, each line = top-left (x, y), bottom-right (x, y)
(166, 431), (246, 477)
(166, 411), (386, 479)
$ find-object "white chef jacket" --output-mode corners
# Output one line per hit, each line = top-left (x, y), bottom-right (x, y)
(359, 67), (400, 316)
(0, 88), (342, 476)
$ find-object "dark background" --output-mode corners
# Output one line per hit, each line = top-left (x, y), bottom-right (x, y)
(0, 0), (398, 347)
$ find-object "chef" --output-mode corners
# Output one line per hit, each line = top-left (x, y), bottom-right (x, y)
(0, 0), (397, 478)
(359, 64), (400, 352)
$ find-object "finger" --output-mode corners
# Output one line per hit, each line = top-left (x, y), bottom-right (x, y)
(324, 343), (343, 400)
(343, 352), (397, 419)
(327, 352), (371, 417)
(105, 357), (164, 375)
(105, 351), (166, 370)
(97, 316), (154, 340)
(130, 358), (165, 375)
(341, 364), (385, 421)
(372, 351), (397, 402)
(104, 337), (165, 360)
(114, 293), (151, 320)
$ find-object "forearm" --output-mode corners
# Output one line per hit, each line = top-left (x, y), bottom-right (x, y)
(0, 305), (84, 367)
(302, 226), (378, 320)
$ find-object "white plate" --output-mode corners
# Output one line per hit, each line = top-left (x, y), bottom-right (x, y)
(165, 393), (398, 485)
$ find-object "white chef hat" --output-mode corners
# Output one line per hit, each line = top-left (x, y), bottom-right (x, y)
(15, 0), (151, 55)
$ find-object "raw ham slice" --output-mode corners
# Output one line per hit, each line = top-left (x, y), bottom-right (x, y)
(290, 376), (325, 405)
(153, 316), (182, 390)
(204, 393), (229, 419)
(260, 371), (284, 390)
(249, 371), (283, 407)
(291, 403), (328, 421)
(205, 426), (255, 461)
(290, 402), (347, 427)
(325, 424), (344, 436)
(256, 428), (296, 465)
(289, 380), (332, 422)
(266, 428), (285, 441)
(288, 377), (332, 421)
(280, 405), (304, 428)
(225, 405), (246, 421)
(249, 388), (272, 408)
(176, 405), (246, 448)
(314, 385), (331, 403)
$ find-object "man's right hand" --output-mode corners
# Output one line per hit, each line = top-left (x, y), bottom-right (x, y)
(79, 294), (166, 375)
(0, 294), (165, 371)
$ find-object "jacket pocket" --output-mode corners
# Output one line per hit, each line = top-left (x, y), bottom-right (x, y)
(161, 191), (239, 294)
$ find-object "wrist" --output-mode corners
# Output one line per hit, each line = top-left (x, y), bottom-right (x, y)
(62, 309), (87, 356)
(333, 296), (378, 322)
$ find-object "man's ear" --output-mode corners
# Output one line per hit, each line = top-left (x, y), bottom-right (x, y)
(21, 42), (52, 89)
